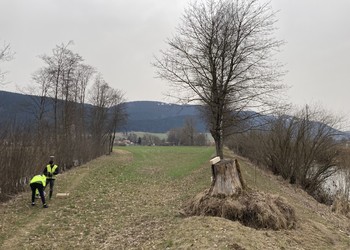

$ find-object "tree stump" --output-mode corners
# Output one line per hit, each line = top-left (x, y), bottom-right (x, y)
(182, 157), (297, 230)
(209, 158), (245, 197)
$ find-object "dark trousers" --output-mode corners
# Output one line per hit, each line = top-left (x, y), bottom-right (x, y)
(30, 182), (46, 205)
(45, 179), (55, 198)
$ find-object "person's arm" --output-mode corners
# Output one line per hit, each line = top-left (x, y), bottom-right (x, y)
(53, 165), (59, 175)
(43, 166), (47, 175)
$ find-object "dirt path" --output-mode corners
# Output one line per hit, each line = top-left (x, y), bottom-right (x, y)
(0, 156), (95, 249)
(0, 151), (132, 249)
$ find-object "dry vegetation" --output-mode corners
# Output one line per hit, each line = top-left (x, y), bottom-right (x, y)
(0, 146), (349, 249)
(182, 189), (297, 231)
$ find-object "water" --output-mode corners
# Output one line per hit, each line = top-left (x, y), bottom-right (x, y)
(322, 169), (350, 199)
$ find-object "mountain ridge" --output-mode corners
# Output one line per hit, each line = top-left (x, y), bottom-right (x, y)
(1, 90), (349, 139)
(0, 90), (206, 133)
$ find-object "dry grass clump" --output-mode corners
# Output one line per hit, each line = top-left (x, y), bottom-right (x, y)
(183, 189), (297, 230)
(331, 196), (350, 217)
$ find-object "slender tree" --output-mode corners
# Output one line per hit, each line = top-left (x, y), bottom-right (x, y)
(154, 0), (284, 158)
(39, 41), (79, 140)
(88, 75), (126, 155)
(71, 64), (96, 160)
(182, 118), (197, 146)
(107, 89), (127, 154)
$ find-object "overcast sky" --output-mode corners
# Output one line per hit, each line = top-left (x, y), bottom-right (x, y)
(1, 0), (349, 127)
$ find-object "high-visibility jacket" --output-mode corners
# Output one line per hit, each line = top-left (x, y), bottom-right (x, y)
(30, 175), (46, 187)
(45, 164), (59, 179)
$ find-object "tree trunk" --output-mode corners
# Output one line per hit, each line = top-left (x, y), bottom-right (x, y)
(212, 129), (224, 159)
(210, 158), (245, 197)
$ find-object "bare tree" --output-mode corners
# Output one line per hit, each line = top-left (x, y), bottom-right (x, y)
(141, 134), (164, 146)
(166, 118), (208, 146)
(167, 128), (182, 145)
(29, 69), (52, 123)
(182, 118), (197, 145)
(39, 41), (80, 139)
(107, 89), (127, 154)
(34, 41), (95, 165)
(0, 41), (124, 201)
(0, 42), (13, 84)
(154, 0), (284, 159)
(71, 64), (96, 160)
(26, 68), (53, 146)
(88, 75), (110, 155)
(88, 75), (126, 155)
(72, 64), (95, 104)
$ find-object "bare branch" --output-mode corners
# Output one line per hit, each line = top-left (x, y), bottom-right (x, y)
(0, 42), (14, 84)
(154, 0), (285, 158)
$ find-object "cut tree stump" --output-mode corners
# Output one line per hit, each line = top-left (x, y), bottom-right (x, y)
(209, 158), (245, 197)
(181, 157), (297, 230)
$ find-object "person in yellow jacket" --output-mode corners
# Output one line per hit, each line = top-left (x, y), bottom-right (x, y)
(43, 157), (59, 199)
(30, 174), (48, 208)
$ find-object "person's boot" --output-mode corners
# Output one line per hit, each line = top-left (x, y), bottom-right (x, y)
(31, 202), (35, 206)
(43, 203), (48, 208)
(49, 190), (53, 199)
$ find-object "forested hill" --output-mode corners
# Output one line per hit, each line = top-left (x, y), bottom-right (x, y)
(123, 101), (206, 133)
(1, 90), (350, 139)
(0, 90), (206, 133)
(0, 90), (35, 123)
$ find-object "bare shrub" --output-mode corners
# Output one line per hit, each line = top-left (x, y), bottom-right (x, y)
(0, 123), (43, 201)
(332, 196), (350, 218)
(227, 105), (343, 203)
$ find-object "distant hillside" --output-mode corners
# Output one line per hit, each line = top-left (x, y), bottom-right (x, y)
(0, 90), (36, 123)
(0, 91), (206, 133)
(123, 101), (206, 133)
(1, 90), (349, 139)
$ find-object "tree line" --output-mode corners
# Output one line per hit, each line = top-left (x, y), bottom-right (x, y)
(123, 118), (209, 146)
(0, 41), (126, 202)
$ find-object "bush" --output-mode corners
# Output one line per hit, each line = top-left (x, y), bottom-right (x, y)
(227, 105), (344, 203)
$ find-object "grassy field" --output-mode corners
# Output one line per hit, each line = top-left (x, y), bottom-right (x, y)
(0, 146), (349, 249)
